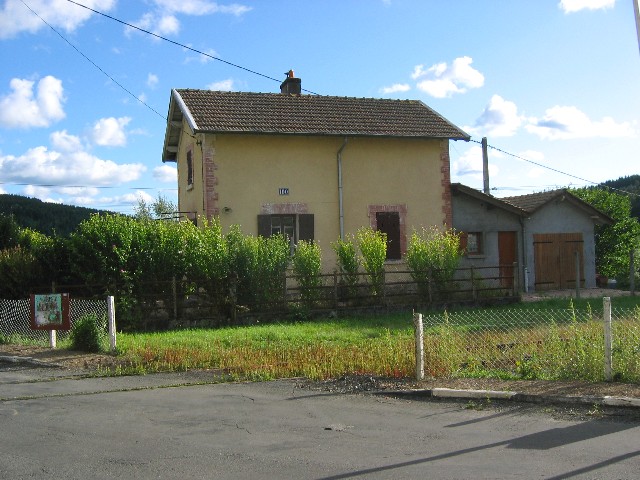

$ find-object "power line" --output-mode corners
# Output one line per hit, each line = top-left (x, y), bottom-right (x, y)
(64, 0), (320, 95)
(470, 138), (640, 198)
(20, 0), (166, 120)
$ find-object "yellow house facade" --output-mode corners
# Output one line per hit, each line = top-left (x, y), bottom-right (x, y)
(162, 75), (469, 270)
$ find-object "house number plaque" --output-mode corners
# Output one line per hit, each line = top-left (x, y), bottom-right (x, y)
(279, 188), (289, 195)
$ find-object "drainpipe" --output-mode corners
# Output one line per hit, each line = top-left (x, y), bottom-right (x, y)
(337, 137), (349, 240)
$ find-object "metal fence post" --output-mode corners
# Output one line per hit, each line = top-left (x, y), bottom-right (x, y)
(603, 296), (612, 382)
(413, 312), (424, 381)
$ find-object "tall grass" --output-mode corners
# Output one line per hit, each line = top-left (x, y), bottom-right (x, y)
(74, 296), (640, 384)
(116, 317), (416, 380)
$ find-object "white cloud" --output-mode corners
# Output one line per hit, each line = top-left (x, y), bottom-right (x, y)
(0, 76), (66, 128)
(470, 95), (523, 137)
(90, 117), (131, 147)
(206, 79), (235, 91)
(0, 144), (146, 187)
(147, 73), (159, 89)
(380, 83), (411, 94)
(130, 1), (251, 38)
(0, 0), (116, 39)
(526, 105), (635, 140)
(50, 130), (84, 152)
(452, 145), (500, 180)
(559, 0), (615, 13)
(152, 0), (252, 16)
(153, 165), (178, 183)
(414, 56), (484, 98)
(184, 47), (219, 64)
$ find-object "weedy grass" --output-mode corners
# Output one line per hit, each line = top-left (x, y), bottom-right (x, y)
(17, 296), (637, 384)
(116, 317), (416, 380)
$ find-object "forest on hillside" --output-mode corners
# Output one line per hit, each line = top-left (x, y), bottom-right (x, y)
(0, 194), (107, 237)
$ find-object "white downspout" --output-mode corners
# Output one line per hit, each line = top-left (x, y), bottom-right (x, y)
(337, 137), (349, 240)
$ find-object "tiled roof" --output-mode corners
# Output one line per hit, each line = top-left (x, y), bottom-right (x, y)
(501, 189), (566, 213)
(173, 90), (470, 139)
(501, 189), (613, 224)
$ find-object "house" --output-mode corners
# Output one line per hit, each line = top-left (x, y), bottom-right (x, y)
(451, 184), (613, 292)
(162, 73), (469, 268)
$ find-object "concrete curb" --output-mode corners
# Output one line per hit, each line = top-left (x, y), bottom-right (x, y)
(380, 387), (640, 410)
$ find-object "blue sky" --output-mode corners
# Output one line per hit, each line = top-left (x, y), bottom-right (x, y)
(0, 0), (638, 214)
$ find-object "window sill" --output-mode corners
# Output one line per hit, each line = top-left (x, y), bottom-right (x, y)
(466, 254), (486, 259)
(187, 184), (194, 191)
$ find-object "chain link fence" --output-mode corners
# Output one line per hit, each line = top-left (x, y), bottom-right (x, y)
(0, 298), (108, 345)
(420, 304), (640, 383)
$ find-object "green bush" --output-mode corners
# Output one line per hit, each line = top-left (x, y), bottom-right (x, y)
(70, 314), (105, 352)
(357, 227), (386, 296)
(292, 240), (323, 307)
(332, 235), (360, 298)
(406, 226), (462, 300)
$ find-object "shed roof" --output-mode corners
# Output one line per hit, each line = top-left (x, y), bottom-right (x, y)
(502, 189), (614, 225)
(162, 90), (469, 162)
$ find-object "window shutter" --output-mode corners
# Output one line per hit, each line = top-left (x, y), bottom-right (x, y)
(258, 215), (271, 237)
(298, 214), (314, 242)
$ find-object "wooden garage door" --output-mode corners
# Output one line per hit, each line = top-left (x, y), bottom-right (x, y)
(533, 233), (584, 290)
(498, 231), (517, 288)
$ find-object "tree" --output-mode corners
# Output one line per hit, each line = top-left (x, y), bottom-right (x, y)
(571, 187), (640, 280)
(0, 213), (20, 250)
(134, 194), (178, 221)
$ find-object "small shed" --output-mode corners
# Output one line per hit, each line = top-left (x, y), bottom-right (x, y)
(451, 184), (613, 292)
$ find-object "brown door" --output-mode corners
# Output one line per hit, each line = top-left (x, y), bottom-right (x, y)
(498, 231), (517, 288)
(533, 233), (584, 290)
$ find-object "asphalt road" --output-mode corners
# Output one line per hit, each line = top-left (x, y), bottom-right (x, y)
(1, 366), (639, 479)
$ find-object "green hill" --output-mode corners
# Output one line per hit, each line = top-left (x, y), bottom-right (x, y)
(0, 194), (110, 237)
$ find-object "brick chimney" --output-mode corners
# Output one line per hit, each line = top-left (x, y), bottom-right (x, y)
(280, 69), (301, 94)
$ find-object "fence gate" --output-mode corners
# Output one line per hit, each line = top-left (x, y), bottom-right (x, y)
(533, 233), (584, 290)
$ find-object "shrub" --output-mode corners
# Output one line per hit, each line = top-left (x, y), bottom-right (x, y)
(292, 240), (323, 307)
(70, 314), (105, 352)
(332, 235), (360, 298)
(406, 226), (461, 300)
(357, 227), (386, 296)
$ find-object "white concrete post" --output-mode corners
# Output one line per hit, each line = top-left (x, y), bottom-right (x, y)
(107, 296), (116, 352)
(49, 329), (56, 349)
(603, 297), (612, 382)
(413, 312), (425, 381)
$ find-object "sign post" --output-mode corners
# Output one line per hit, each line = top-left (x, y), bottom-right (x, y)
(30, 293), (71, 348)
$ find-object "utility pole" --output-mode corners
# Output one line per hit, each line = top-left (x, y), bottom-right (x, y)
(482, 137), (490, 195)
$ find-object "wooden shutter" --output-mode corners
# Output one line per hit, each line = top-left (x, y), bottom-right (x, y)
(298, 214), (314, 242)
(257, 215), (271, 237)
